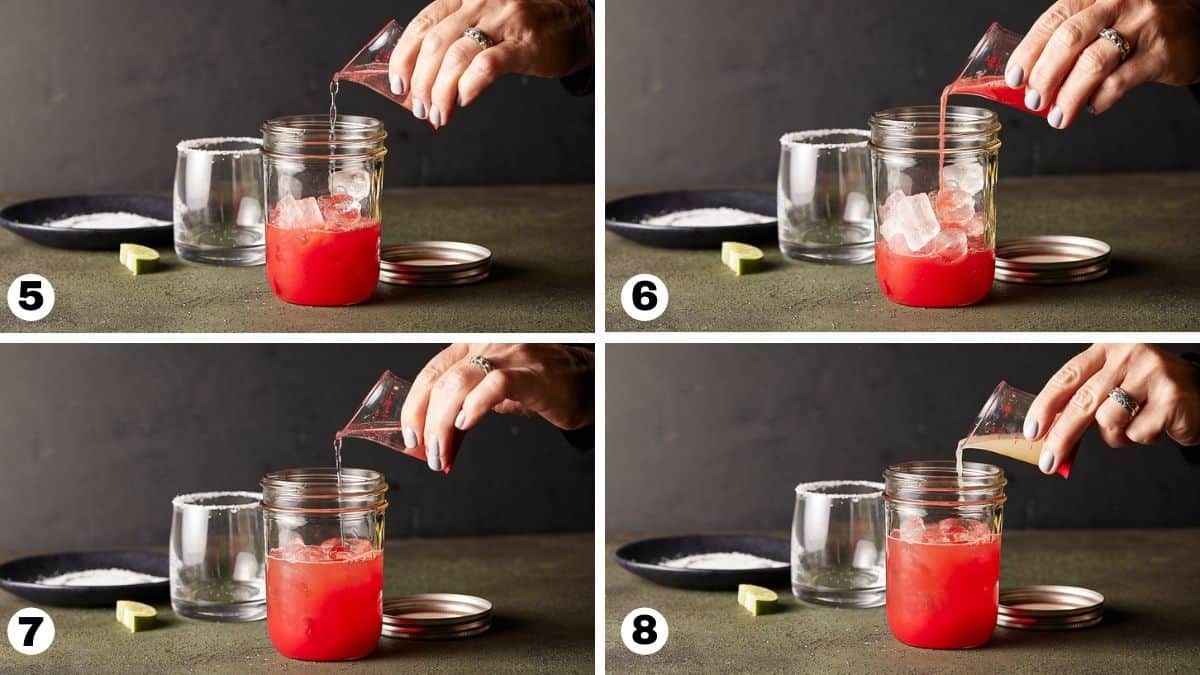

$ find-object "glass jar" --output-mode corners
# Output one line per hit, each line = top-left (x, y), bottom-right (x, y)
(883, 460), (1005, 649)
(261, 115), (387, 307)
(261, 468), (388, 661)
(868, 106), (1000, 308)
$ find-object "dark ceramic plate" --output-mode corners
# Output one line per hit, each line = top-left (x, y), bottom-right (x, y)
(0, 551), (169, 607)
(0, 195), (173, 250)
(614, 535), (790, 590)
(605, 190), (777, 248)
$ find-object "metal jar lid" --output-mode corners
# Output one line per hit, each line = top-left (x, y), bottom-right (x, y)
(994, 236), (1110, 285)
(380, 594), (493, 640)
(380, 242), (492, 287)
(997, 585), (1104, 630)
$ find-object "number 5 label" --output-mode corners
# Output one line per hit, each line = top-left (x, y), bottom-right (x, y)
(7, 274), (55, 322)
(621, 274), (668, 322)
(7, 608), (54, 655)
(620, 607), (668, 655)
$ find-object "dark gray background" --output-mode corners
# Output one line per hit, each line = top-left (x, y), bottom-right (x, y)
(0, 0), (593, 193)
(607, 343), (1200, 532)
(607, 0), (1200, 187)
(0, 344), (593, 548)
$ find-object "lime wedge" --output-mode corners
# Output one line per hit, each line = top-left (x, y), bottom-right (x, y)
(116, 600), (157, 632)
(737, 584), (778, 616)
(721, 242), (764, 275)
(119, 244), (160, 275)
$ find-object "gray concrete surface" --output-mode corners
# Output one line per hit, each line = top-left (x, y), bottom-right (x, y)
(606, 172), (1200, 331)
(606, 0), (1200, 187)
(0, 186), (593, 333)
(606, 529), (1200, 673)
(0, 534), (593, 674)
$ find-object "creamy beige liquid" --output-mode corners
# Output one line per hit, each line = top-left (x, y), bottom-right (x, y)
(956, 433), (1046, 475)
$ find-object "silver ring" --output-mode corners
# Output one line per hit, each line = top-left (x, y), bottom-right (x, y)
(1108, 387), (1141, 417)
(469, 355), (494, 376)
(1099, 28), (1131, 62)
(464, 27), (495, 50)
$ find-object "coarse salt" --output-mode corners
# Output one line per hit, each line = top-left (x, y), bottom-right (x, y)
(33, 212), (169, 231)
(660, 552), (787, 570)
(37, 568), (166, 587)
(641, 208), (773, 228)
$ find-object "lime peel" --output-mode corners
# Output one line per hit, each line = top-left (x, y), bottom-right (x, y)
(119, 244), (160, 275)
(116, 600), (157, 632)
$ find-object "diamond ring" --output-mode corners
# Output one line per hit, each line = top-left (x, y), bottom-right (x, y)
(1099, 28), (1132, 62)
(1108, 387), (1141, 417)
(469, 355), (494, 375)
(464, 27), (495, 50)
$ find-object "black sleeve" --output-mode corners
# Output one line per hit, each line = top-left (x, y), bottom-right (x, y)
(560, 1), (595, 96)
(1181, 353), (1200, 464)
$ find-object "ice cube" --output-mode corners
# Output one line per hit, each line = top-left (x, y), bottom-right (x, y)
(934, 184), (975, 224)
(318, 194), (362, 227)
(274, 195), (324, 229)
(277, 174), (303, 200)
(880, 190), (906, 221)
(899, 517), (926, 542)
(931, 228), (968, 263)
(330, 169), (371, 201)
(889, 193), (941, 251)
(962, 213), (987, 238)
(942, 162), (985, 196)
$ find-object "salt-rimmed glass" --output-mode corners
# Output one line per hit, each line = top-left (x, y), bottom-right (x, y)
(173, 137), (265, 266)
(169, 491), (265, 621)
(778, 129), (874, 264)
(791, 480), (885, 607)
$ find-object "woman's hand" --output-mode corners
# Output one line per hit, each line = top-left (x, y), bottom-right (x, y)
(1026, 344), (1200, 474)
(388, 0), (594, 129)
(399, 343), (594, 472)
(1005, 0), (1200, 129)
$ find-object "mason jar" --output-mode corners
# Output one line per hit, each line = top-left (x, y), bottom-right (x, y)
(261, 468), (387, 661)
(868, 106), (1000, 308)
(261, 115), (387, 307)
(883, 460), (1005, 649)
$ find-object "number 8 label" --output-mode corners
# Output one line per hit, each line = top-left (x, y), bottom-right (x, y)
(621, 607), (668, 655)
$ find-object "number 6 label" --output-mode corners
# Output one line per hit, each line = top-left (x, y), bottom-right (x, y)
(621, 274), (668, 322)
(7, 274), (55, 322)
(621, 607), (668, 655)
(7, 608), (54, 655)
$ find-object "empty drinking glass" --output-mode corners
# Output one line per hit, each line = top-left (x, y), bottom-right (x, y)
(169, 491), (266, 622)
(791, 480), (885, 607)
(174, 138), (266, 266)
(777, 129), (874, 264)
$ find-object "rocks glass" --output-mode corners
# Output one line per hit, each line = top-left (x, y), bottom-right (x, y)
(777, 129), (875, 264)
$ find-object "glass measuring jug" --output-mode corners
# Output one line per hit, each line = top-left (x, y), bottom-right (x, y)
(335, 371), (445, 471)
(959, 381), (1072, 479)
(943, 22), (1047, 119)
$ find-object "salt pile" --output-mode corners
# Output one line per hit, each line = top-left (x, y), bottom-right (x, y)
(34, 212), (169, 230)
(642, 208), (773, 227)
(38, 568), (166, 587)
(660, 552), (787, 570)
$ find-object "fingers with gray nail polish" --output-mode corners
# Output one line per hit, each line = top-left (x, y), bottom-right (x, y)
(430, 105), (442, 127)
(413, 99), (427, 120)
(1023, 418), (1039, 441)
(403, 427), (418, 449)
(1039, 450), (1055, 474)
(389, 73), (405, 97)
(454, 410), (466, 430)
(1048, 105), (1063, 129)
(1005, 64), (1024, 88)
(427, 437), (441, 471)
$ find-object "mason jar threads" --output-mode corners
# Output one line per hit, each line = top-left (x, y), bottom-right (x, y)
(869, 106), (1001, 308)
(261, 468), (388, 661)
(261, 115), (387, 306)
(883, 460), (1006, 649)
